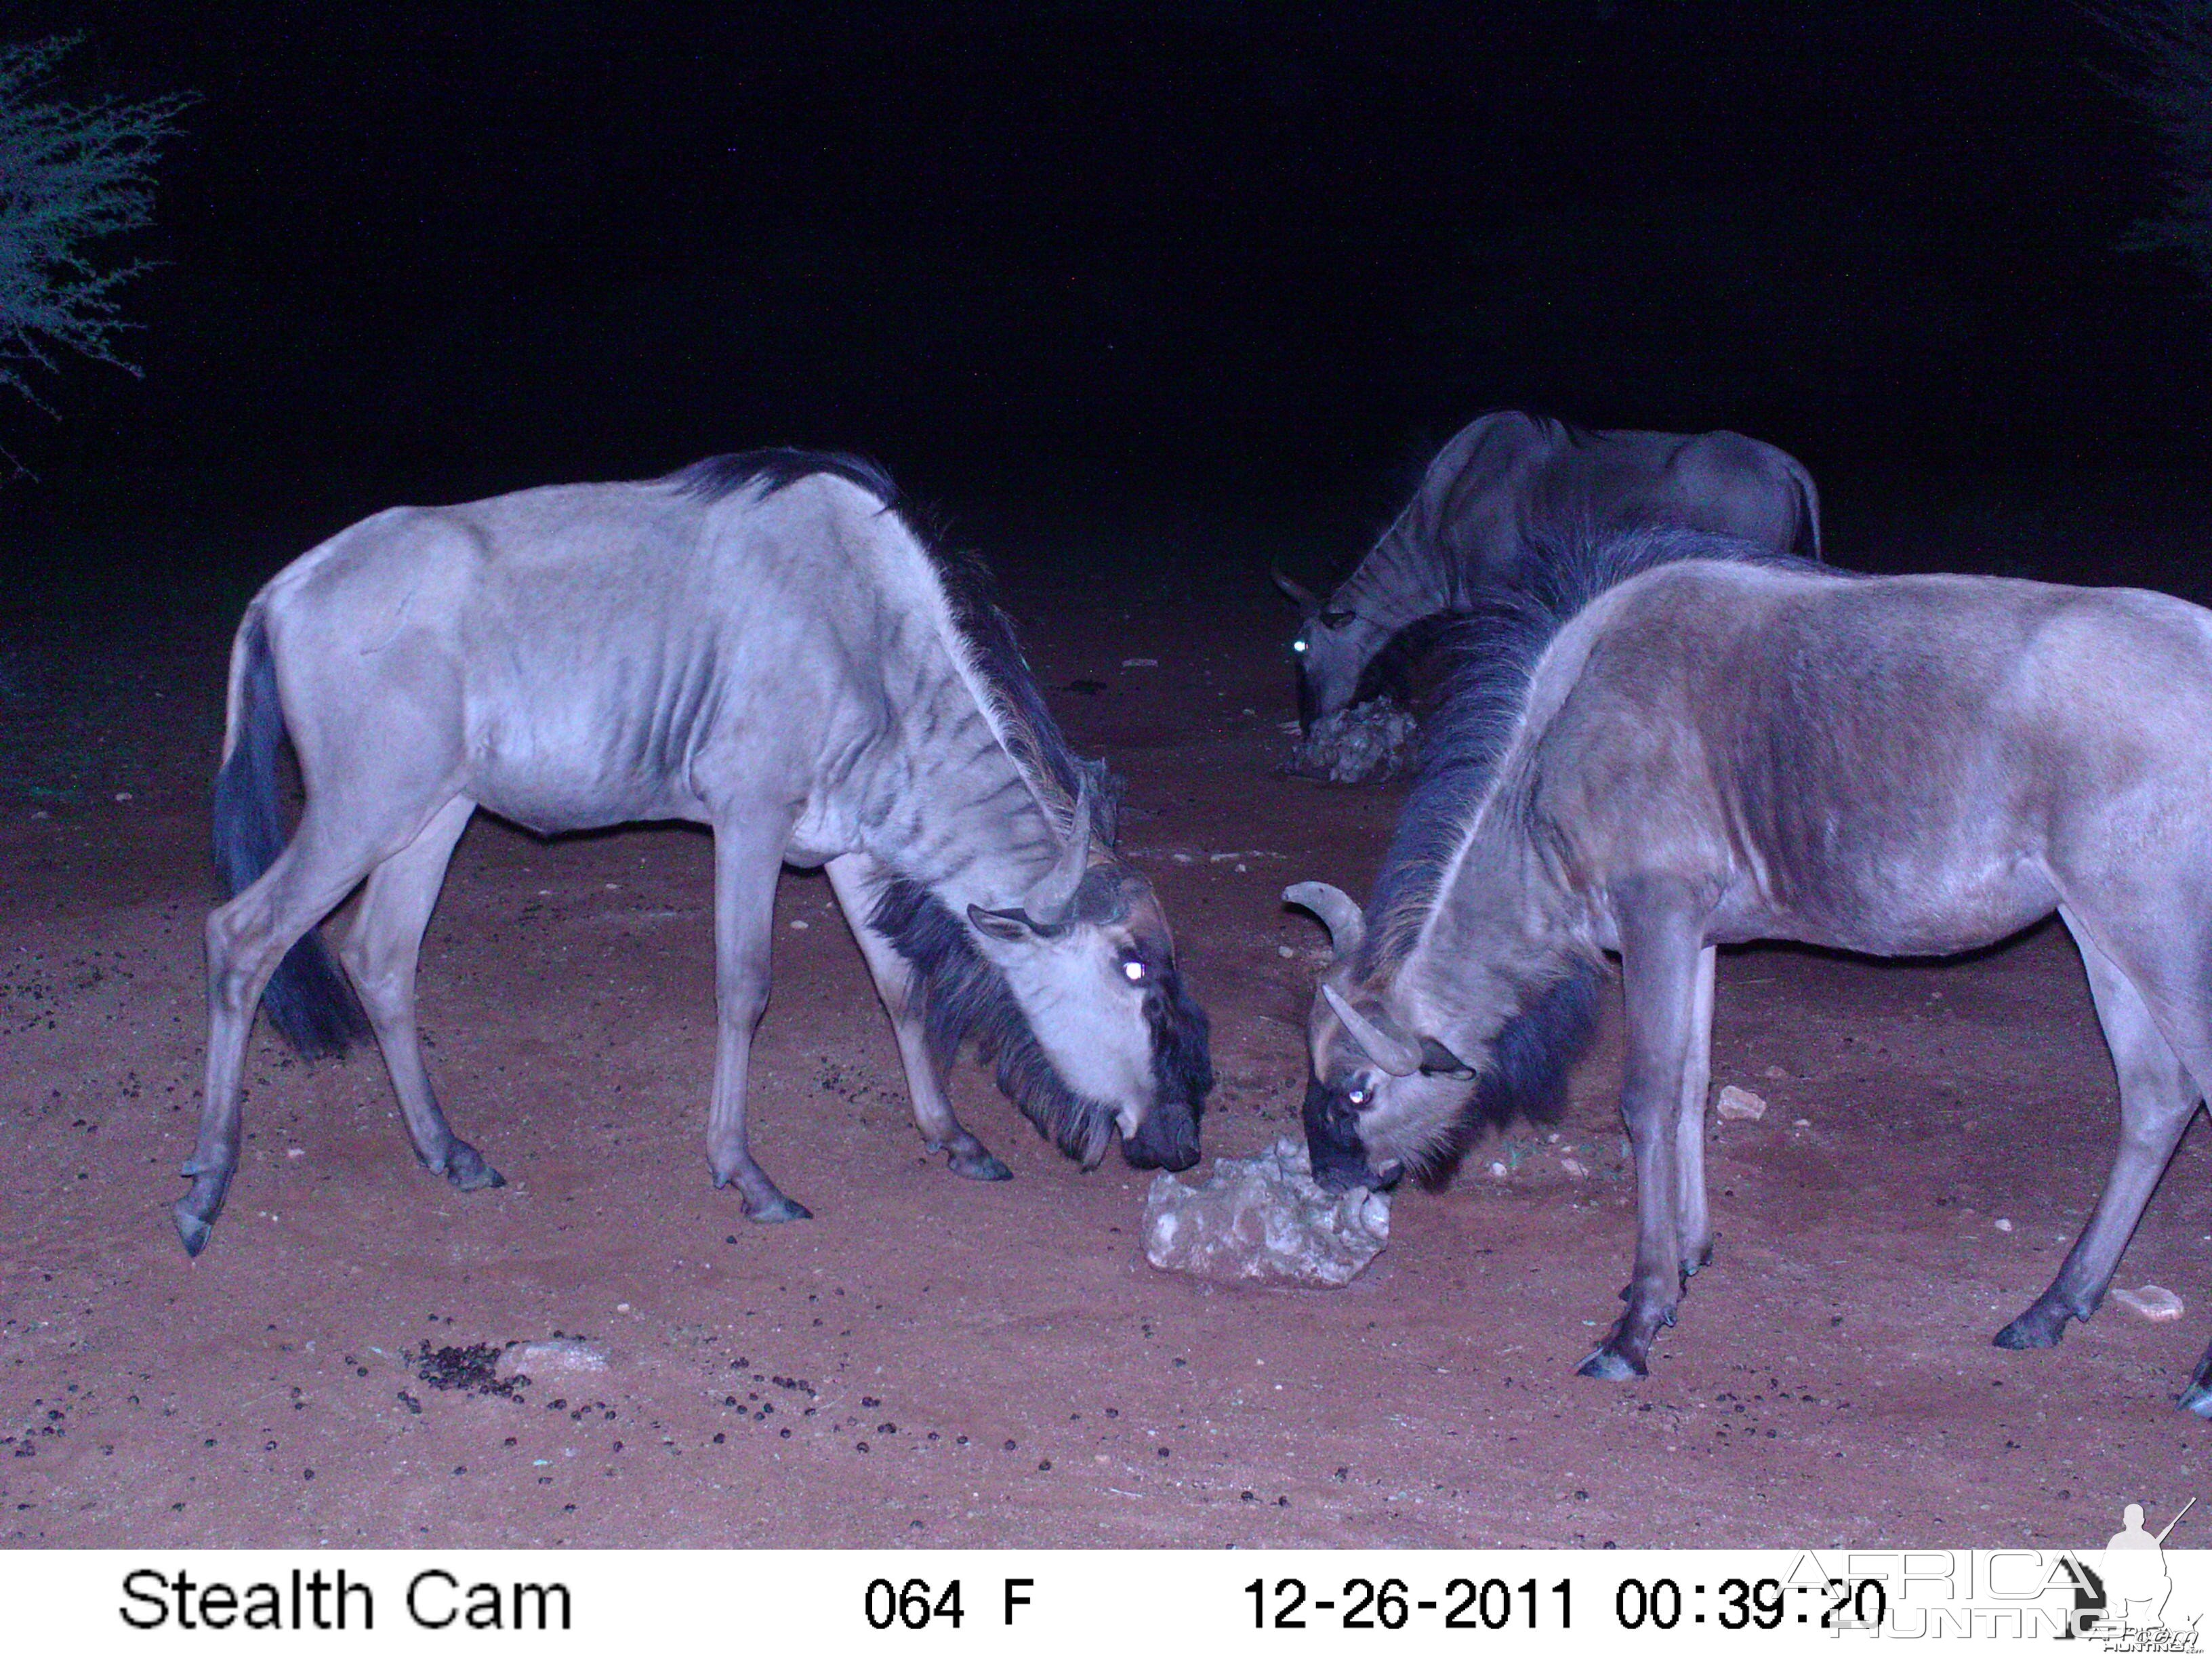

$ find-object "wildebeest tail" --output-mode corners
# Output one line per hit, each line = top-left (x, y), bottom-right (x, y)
(1788, 456), (1824, 562)
(211, 609), (371, 1058)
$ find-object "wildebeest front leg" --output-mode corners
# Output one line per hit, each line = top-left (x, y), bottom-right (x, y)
(1997, 908), (2200, 1352)
(336, 797), (504, 1191)
(1675, 944), (1719, 1284)
(824, 855), (1010, 1181)
(1580, 887), (1704, 1380)
(707, 813), (810, 1222)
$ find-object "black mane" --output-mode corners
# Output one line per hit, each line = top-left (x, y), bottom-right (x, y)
(1365, 523), (1791, 977)
(922, 539), (1111, 836)
(665, 447), (901, 507)
(868, 876), (1119, 1165)
(669, 449), (1108, 837)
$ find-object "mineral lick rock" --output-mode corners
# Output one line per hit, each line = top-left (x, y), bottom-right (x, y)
(1143, 1137), (1390, 1286)
(1286, 695), (1418, 785)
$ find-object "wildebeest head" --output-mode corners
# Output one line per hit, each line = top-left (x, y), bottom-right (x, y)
(1284, 880), (1486, 1191)
(1274, 571), (1392, 733)
(963, 785), (1212, 1171)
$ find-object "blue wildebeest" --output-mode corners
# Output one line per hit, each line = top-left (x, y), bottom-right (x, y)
(180, 451), (1212, 1255)
(1275, 410), (1822, 731)
(1288, 526), (2212, 1414)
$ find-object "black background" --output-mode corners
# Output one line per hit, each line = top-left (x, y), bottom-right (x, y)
(12, 2), (2209, 560)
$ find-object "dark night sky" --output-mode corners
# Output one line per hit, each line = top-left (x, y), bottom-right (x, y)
(14, 2), (2212, 527)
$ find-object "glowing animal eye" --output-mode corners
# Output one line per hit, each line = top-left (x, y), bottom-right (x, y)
(1122, 959), (1147, 983)
(1292, 639), (1308, 654)
(1347, 1087), (1369, 1106)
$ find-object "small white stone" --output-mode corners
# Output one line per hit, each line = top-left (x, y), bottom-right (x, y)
(497, 1337), (610, 1378)
(1122, 657), (1159, 668)
(1489, 1160), (1509, 1179)
(1763, 1065), (1787, 1080)
(789, 919), (809, 930)
(1993, 1217), (2013, 1233)
(112, 791), (133, 802)
(1561, 1158), (1585, 1178)
(2111, 1284), (2186, 1322)
(615, 1302), (631, 1313)
(1715, 1084), (1768, 1121)
(1277, 945), (1295, 958)
(1793, 1118), (1812, 1128)
(285, 1147), (304, 1160)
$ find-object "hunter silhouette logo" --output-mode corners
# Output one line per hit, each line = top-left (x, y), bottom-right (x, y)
(2057, 1498), (2200, 1646)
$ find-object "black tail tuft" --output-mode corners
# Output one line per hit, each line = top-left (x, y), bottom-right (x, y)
(211, 613), (371, 1059)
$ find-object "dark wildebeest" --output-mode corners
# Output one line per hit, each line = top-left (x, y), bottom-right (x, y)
(181, 451), (1212, 1255)
(1288, 525), (2212, 1414)
(1275, 410), (1822, 730)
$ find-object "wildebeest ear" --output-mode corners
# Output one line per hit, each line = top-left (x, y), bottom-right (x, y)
(1416, 1036), (1477, 1080)
(1271, 569), (1320, 617)
(967, 905), (1064, 943)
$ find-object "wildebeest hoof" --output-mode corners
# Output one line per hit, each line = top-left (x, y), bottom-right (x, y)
(443, 1143), (506, 1192)
(949, 1149), (1012, 1182)
(173, 1203), (214, 1258)
(1992, 1303), (2070, 1351)
(1576, 1347), (1645, 1381)
(746, 1195), (813, 1223)
(2181, 1381), (2212, 1420)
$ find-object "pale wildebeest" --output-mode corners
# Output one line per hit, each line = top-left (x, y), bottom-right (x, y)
(1288, 526), (2212, 1414)
(1275, 410), (1822, 731)
(181, 451), (1212, 1256)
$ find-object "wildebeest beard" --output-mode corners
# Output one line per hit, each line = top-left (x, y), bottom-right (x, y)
(869, 875), (1126, 1164)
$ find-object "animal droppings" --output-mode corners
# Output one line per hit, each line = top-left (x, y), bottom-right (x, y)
(1143, 1137), (1389, 1287)
(1285, 695), (1417, 784)
(494, 1337), (610, 1380)
(2110, 1285), (2186, 1323)
(1715, 1084), (1768, 1120)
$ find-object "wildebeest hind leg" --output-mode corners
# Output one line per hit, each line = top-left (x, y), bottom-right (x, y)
(182, 810), (407, 1255)
(1579, 887), (1703, 1381)
(335, 798), (503, 1191)
(706, 811), (810, 1221)
(1996, 910), (2199, 1352)
(825, 855), (1010, 1181)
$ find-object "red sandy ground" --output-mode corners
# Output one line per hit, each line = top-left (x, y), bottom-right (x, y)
(3, 507), (2207, 1550)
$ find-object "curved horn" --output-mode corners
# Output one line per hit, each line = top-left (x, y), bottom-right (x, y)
(1271, 568), (1321, 617)
(1283, 881), (1366, 963)
(1028, 777), (1096, 920)
(1321, 983), (1420, 1078)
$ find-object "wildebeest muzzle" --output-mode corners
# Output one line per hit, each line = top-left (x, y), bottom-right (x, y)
(1303, 1074), (1392, 1192)
(1122, 1101), (1201, 1172)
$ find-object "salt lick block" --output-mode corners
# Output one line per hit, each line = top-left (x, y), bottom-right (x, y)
(1286, 695), (1417, 784)
(1143, 1136), (1391, 1286)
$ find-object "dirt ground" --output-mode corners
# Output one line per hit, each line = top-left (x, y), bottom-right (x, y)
(5, 475), (2212, 1550)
